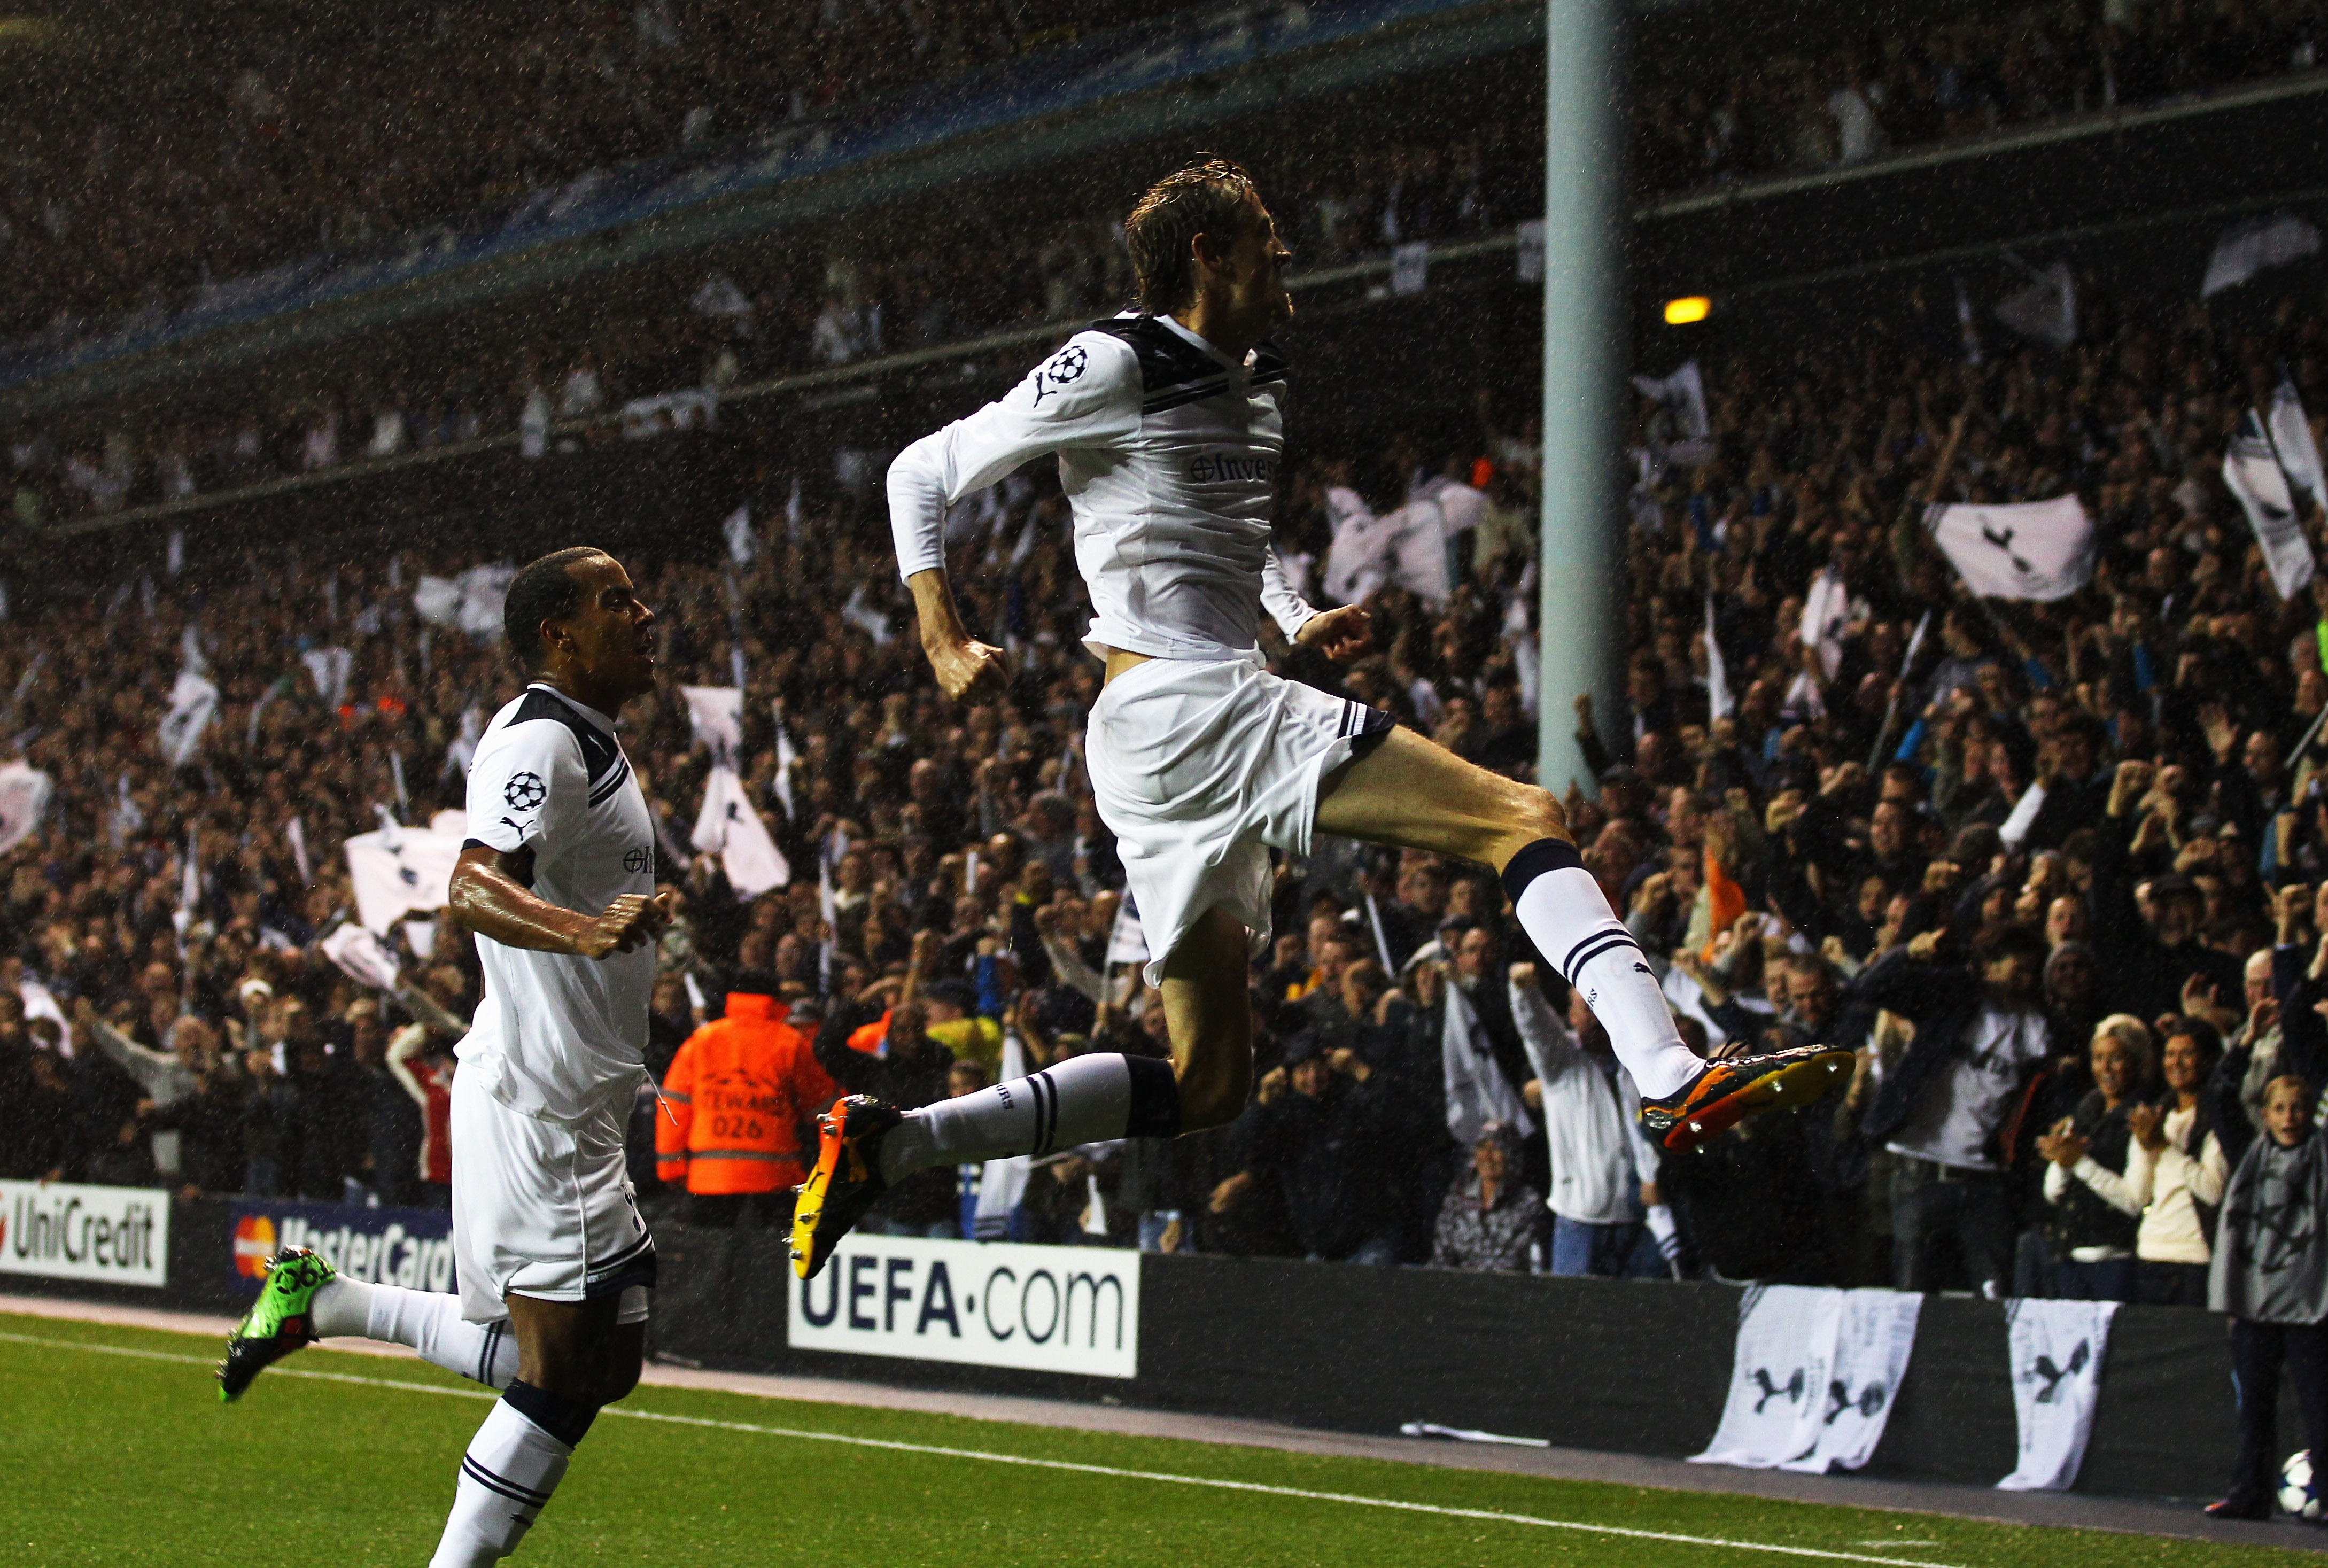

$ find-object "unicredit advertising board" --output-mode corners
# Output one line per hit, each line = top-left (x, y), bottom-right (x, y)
(226, 1200), (455, 1296)
(0, 1180), (169, 1287)
(789, 1236), (1138, 1379)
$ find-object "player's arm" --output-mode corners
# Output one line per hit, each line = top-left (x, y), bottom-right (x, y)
(887, 333), (1137, 701)
(1264, 546), (1372, 664)
(451, 721), (671, 958)
(448, 843), (670, 958)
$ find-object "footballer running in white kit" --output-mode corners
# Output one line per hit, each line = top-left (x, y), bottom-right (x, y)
(452, 679), (659, 1323)
(788, 156), (1851, 1282)
(218, 548), (675, 1568)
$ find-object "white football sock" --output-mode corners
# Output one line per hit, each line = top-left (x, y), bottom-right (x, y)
(880, 1052), (1173, 1183)
(429, 1395), (575, 1568)
(1507, 842), (1702, 1100)
(310, 1278), (518, 1388)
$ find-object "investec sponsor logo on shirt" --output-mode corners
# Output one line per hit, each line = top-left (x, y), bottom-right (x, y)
(227, 1200), (455, 1296)
(0, 1180), (168, 1287)
(789, 1236), (1138, 1379)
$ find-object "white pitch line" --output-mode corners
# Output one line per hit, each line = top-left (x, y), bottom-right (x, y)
(2, 1331), (1969, 1568)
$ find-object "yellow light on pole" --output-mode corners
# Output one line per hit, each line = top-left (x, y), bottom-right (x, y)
(1663, 296), (1711, 326)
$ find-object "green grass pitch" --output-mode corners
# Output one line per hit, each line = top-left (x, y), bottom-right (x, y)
(0, 1310), (2313, 1567)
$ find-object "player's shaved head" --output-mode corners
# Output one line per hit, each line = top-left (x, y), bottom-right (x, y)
(505, 546), (609, 670)
(1126, 153), (1262, 315)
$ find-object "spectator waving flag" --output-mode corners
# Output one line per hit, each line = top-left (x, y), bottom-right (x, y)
(679, 684), (743, 763)
(1926, 495), (2096, 601)
(692, 762), (788, 896)
(2271, 379), (2326, 513)
(2223, 412), (2317, 600)
(1440, 980), (1533, 1145)
(158, 669), (218, 766)
(0, 760), (51, 854)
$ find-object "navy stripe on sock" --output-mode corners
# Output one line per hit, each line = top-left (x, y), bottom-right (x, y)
(1563, 932), (1643, 985)
(475, 1321), (502, 1386)
(1500, 837), (1584, 901)
(1561, 925), (1632, 976)
(1030, 1070), (1056, 1156)
(1123, 1054), (1182, 1139)
(461, 1457), (550, 1508)
(502, 1379), (598, 1448)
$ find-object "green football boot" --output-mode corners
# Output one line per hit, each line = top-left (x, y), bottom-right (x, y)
(216, 1245), (336, 1402)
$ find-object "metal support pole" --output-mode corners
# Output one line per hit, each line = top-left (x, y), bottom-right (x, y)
(1537, 0), (1625, 796)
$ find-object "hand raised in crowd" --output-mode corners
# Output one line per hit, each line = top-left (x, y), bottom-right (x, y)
(1253, 1066), (1289, 1106)
(1207, 1171), (1252, 1214)
(2128, 1102), (2167, 1154)
(2107, 759), (2155, 818)
(2035, 1119), (2089, 1169)
(2276, 883), (2311, 946)
(573, 891), (673, 959)
(1325, 1046), (1371, 1083)
(1905, 929), (1945, 962)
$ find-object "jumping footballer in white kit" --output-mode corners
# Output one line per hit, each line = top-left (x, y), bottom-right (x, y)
(218, 547), (673, 1568)
(789, 154), (1852, 1280)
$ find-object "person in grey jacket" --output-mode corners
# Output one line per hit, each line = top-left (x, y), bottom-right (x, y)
(1508, 962), (1664, 1278)
(2206, 1074), (2328, 1519)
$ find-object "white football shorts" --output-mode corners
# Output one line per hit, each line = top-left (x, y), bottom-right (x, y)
(1087, 653), (1391, 987)
(450, 1069), (654, 1326)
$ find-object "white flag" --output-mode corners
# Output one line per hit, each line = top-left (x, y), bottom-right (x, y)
(1632, 360), (1710, 440)
(301, 646), (352, 708)
(771, 702), (799, 820)
(721, 503), (756, 565)
(320, 921), (401, 990)
(343, 826), (465, 935)
(2224, 417), (2316, 600)
(1997, 1298), (2116, 1491)
(1105, 894), (1148, 966)
(444, 705), (484, 779)
(165, 526), (184, 578)
(285, 816), (311, 884)
(679, 684), (743, 761)
(1440, 979), (1534, 1145)
(1994, 260), (2076, 348)
(413, 563), (516, 638)
(840, 583), (893, 646)
(2270, 380), (2326, 513)
(1776, 1290), (1922, 1474)
(1801, 566), (1851, 679)
(692, 270), (755, 319)
(158, 669), (218, 766)
(1322, 488), (1450, 606)
(1390, 241), (1429, 296)
(1927, 496), (2096, 601)
(2202, 212), (2321, 299)
(691, 763), (788, 896)
(0, 761), (51, 853)
(1704, 592), (1733, 723)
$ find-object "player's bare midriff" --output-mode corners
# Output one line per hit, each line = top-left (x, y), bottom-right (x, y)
(1102, 647), (1154, 686)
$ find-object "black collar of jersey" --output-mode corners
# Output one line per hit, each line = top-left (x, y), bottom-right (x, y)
(515, 685), (625, 789)
(1087, 315), (1288, 412)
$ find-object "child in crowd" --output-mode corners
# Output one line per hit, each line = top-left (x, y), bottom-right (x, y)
(2206, 1075), (2328, 1520)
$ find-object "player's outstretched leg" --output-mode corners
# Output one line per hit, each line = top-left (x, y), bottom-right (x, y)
(791, 1047), (1186, 1279)
(789, 911), (1245, 1279)
(218, 1247), (519, 1401)
(1315, 725), (1849, 1152)
(430, 1294), (639, 1568)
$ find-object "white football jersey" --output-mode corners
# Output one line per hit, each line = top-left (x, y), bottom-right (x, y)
(458, 681), (657, 1120)
(888, 311), (1316, 661)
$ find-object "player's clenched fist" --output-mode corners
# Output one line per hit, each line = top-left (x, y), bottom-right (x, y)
(927, 635), (1010, 703)
(576, 891), (673, 959)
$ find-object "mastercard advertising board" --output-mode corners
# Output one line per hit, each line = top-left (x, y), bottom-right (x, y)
(226, 1200), (455, 1296)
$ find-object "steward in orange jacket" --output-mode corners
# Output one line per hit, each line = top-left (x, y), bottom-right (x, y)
(656, 987), (836, 1213)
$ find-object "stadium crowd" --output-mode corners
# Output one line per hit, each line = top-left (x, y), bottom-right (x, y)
(5, 117), (1542, 529)
(2, 253), (2328, 1311)
(1634, 0), (2328, 196)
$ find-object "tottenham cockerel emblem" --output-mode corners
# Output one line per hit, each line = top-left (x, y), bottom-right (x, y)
(504, 771), (547, 811)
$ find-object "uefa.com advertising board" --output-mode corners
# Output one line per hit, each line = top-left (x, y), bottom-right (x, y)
(0, 1180), (170, 1288)
(789, 1235), (1139, 1379)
